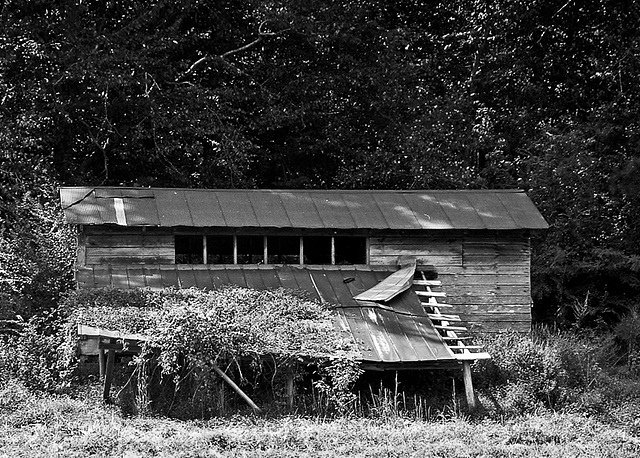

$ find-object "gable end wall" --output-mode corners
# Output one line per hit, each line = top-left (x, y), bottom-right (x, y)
(369, 230), (532, 332)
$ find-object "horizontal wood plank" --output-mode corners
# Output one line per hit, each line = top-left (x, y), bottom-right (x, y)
(415, 290), (447, 298)
(87, 234), (173, 248)
(455, 352), (491, 361)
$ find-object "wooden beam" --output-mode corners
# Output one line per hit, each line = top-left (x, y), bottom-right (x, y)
(412, 280), (442, 286)
(102, 349), (115, 403)
(433, 324), (468, 332)
(211, 363), (262, 414)
(454, 352), (491, 360)
(286, 374), (295, 410)
(98, 348), (106, 380)
(462, 361), (476, 412)
(415, 290), (447, 298)
(427, 313), (461, 321)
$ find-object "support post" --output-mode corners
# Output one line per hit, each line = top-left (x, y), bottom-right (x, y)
(102, 349), (116, 403)
(462, 361), (476, 412)
(286, 374), (295, 410)
(98, 348), (106, 379)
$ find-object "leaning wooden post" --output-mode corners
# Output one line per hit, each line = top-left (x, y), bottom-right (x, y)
(102, 349), (116, 403)
(462, 361), (476, 412)
(211, 363), (262, 414)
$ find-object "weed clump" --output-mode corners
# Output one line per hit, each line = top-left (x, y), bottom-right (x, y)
(473, 329), (640, 420)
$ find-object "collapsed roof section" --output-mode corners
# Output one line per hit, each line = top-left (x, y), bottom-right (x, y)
(75, 264), (485, 369)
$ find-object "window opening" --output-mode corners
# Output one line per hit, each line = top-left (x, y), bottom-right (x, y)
(206, 235), (234, 264)
(267, 236), (300, 264)
(303, 236), (332, 264)
(237, 235), (264, 264)
(175, 234), (368, 265)
(175, 235), (203, 264)
(335, 236), (367, 264)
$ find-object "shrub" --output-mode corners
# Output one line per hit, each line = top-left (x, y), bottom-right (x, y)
(63, 286), (362, 417)
(0, 313), (77, 392)
(0, 187), (75, 320)
(473, 330), (607, 416)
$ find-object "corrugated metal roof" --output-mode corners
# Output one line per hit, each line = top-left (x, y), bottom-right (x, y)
(60, 187), (548, 230)
(76, 265), (458, 367)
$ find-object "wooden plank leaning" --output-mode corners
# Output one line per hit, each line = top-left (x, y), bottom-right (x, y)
(211, 362), (262, 414)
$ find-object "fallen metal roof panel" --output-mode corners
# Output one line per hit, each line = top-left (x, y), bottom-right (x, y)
(60, 187), (548, 230)
(354, 264), (415, 302)
(75, 265), (458, 366)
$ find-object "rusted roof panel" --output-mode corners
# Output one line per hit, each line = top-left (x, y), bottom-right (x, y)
(278, 192), (325, 228)
(466, 193), (518, 230)
(246, 191), (291, 227)
(153, 189), (190, 227)
(340, 194), (386, 229)
(75, 265), (457, 366)
(436, 193), (485, 229)
(122, 197), (160, 226)
(371, 192), (422, 230)
(186, 190), (226, 227)
(60, 187), (548, 230)
(311, 192), (357, 229)
(497, 191), (550, 230)
(402, 193), (453, 229)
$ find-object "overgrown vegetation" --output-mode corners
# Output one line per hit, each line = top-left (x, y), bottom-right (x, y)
(4, 285), (640, 424)
(22, 286), (361, 417)
(2, 380), (640, 457)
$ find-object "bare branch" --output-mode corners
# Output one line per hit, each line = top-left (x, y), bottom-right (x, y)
(176, 20), (289, 82)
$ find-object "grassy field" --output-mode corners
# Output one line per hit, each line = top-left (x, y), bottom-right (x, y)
(2, 380), (639, 458)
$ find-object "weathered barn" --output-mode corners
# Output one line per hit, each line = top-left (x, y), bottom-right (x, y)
(60, 187), (548, 407)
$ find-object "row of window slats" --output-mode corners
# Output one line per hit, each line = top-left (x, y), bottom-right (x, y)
(175, 235), (366, 265)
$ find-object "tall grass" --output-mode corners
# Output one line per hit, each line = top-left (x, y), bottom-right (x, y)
(2, 378), (640, 457)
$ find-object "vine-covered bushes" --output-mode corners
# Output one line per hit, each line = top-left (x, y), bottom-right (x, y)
(63, 286), (362, 417)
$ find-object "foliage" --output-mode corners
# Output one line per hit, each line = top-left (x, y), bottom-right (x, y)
(2, 388), (640, 457)
(1, 0), (639, 327)
(64, 286), (361, 416)
(472, 329), (636, 418)
(0, 313), (77, 392)
(0, 186), (76, 319)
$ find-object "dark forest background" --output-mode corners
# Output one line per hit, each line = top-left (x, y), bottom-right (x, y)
(1, 0), (640, 328)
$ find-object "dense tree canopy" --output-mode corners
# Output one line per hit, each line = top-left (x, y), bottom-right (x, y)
(1, 0), (640, 324)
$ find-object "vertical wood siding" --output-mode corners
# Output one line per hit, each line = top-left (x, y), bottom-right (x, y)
(78, 227), (532, 331)
(369, 230), (532, 332)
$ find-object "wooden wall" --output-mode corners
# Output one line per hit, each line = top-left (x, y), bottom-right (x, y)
(369, 230), (532, 332)
(80, 227), (174, 266)
(78, 227), (532, 331)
